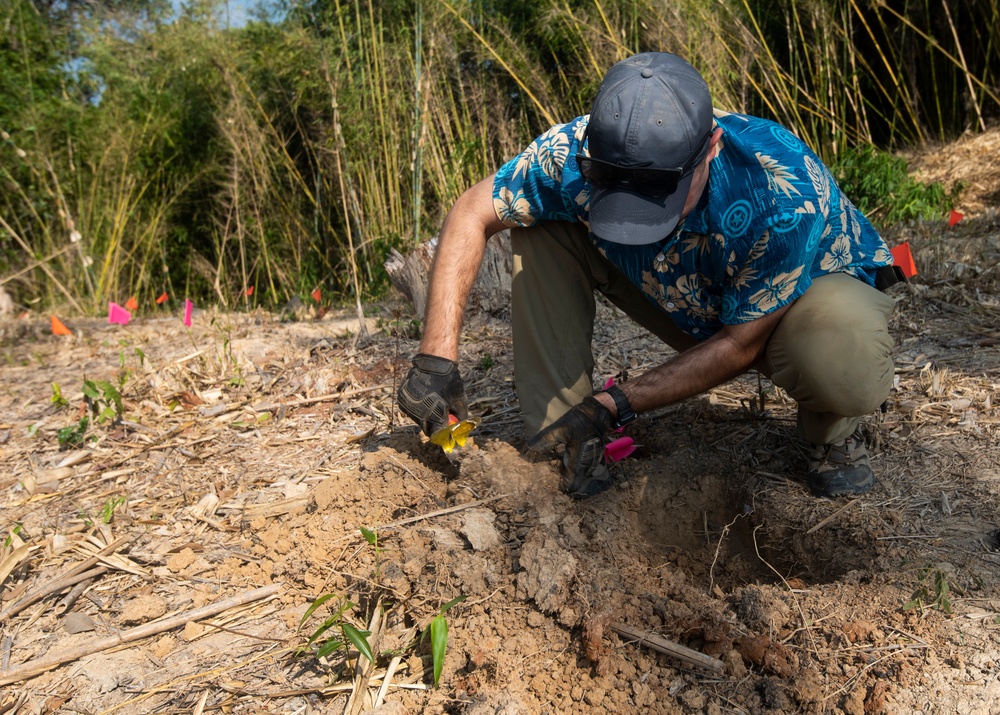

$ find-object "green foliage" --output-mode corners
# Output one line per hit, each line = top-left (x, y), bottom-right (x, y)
(82, 379), (124, 424)
(297, 594), (374, 665)
(430, 613), (447, 688)
(3, 523), (25, 549)
(903, 567), (954, 616)
(425, 595), (466, 688)
(51, 383), (70, 410)
(99, 495), (127, 524)
(57, 417), (90, 449)
(831, 146), (955, 229)
(478, 354), (494, 371)
(1, 0), (997, 312)
(360, 526), (377, 546)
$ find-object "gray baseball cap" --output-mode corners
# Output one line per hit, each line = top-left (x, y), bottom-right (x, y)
(583, 53), (714, 245)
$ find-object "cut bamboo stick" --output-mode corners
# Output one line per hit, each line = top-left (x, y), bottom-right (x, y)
(0, 584), (281, 686)
(0, 534), (134, 621)
(612, 623), (725, 674)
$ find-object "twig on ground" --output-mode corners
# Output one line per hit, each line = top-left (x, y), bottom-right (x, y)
(345, 601), (383, 715)
(611, 623), (725, 674)
(0, 583), (281, 686)
(375, 495), (508, 532)
(56, 571), (104, 614)
(806, 499), (860, 534)
(282, 384), (392, 409)
(0, 534), (135, 621)
(374, 655), (403, 709)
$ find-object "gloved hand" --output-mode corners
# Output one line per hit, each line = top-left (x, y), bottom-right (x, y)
(397, 353), (469, 437)
(526, 397), (613, 499)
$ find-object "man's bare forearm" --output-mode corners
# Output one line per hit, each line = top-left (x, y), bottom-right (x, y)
(593, 303), (792, 417)
(419, 175), (506, 361)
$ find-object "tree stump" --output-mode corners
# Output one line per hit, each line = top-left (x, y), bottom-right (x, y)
(384, 230), (512, 319)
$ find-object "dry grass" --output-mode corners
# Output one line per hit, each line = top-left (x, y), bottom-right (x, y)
(1, 137), (999, 713)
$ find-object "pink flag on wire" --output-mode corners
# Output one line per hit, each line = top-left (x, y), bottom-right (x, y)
(108, 302), (131, 326)
(605, 436), (638, 463)
(183, 298), (194, 327)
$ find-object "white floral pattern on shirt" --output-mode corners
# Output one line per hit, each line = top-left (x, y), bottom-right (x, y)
(491, 112), (892, 339)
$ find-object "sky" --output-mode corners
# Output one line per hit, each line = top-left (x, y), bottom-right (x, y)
(170, 0), (256, 28)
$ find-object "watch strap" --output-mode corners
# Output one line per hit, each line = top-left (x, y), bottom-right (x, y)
(604, 385), (636, 428)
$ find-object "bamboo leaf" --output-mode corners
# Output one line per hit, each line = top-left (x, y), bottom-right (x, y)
(299, 593), (336, 631)
(343, 623), (374, 664)
(315, 639), (344, 659)
(430, 613), (447, 687)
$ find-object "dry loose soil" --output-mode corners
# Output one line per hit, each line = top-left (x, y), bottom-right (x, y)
(2, 131), (1000, 714)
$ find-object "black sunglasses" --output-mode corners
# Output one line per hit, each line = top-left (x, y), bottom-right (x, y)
(577, 130), (713, 196)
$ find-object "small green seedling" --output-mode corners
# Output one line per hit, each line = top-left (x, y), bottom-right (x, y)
(82, 379), (124, 424)
(360, 526), (383, 582)
(297, 594), (374, 665)
(51, 383), (70, 409)
(99, 495), (127, 524)
(479, 354), (494, 370)
(903, 567), (954, 615)
(3, 523), (25, 549)
(424, 595), (466, 688)
(57, 417), (89, 449)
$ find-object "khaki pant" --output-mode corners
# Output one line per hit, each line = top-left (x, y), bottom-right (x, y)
(511, 222), (896, 444)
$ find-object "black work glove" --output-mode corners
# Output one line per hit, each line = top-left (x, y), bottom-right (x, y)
(397, 353), (469, 437)
(525, 397), (614, 499)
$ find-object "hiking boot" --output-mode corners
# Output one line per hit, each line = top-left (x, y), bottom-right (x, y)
(806, 428), (876, 497)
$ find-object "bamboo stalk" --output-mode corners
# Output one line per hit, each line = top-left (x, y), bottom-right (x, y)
(939, 0), (986, 132)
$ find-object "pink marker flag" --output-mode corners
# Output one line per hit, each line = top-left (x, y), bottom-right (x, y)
(183, 298), (194, 327)
(108, 302), (132, 326)
(605, 436), (638, 463)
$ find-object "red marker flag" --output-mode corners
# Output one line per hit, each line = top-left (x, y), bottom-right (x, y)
(890, 242), (918, 278)
(156, 292), (169, 304)
(948, 210), (964, 227)
(311, 287), (322, 303)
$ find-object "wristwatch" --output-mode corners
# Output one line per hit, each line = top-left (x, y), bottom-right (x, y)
(604, 385), (636, 428)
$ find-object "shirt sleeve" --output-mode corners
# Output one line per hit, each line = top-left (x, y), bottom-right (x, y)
(492, 119), (588, 228)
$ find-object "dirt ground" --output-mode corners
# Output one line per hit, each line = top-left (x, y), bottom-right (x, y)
(2, 131), (1000, 715)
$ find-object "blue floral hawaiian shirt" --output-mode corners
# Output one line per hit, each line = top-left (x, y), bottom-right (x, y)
(492, 110), (893, 339)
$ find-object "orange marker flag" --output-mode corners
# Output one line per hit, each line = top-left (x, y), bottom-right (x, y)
(155, 292), (169, 304)
(890, 242), (918, 278)
(51, 315), (72, 336)
(311, 287), (322, 303)
(124, 295), (138, 311)
(245, 286), (254, 297)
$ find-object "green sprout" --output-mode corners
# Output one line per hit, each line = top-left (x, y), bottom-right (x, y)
(903, 567), (955, 615)
(297, 595), (375, 666)
(425, 595), (466, 688)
